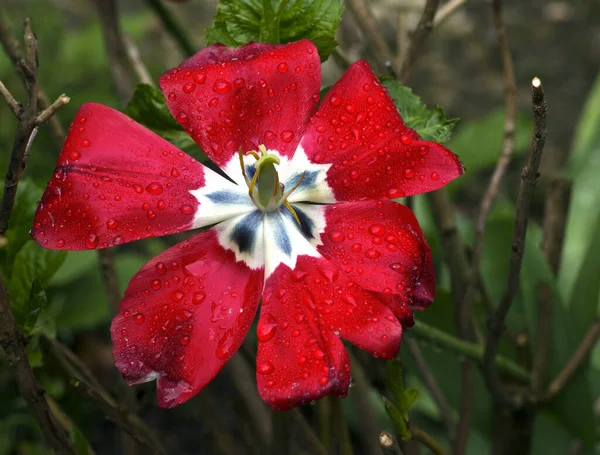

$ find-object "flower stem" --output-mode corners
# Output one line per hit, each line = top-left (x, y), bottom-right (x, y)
(410, 426), (449, 455)
(411, 321), (530, 383)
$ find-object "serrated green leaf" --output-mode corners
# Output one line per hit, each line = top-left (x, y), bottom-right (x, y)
(381, 78), (459, 143)
(123, 84), (206, 162)
(8, 241), (66, 330)
(382, 396), (412, 441)
(205, 0), (344, 61)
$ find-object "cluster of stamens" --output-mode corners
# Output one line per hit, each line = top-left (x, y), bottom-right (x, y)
(238, 145), (306, 225)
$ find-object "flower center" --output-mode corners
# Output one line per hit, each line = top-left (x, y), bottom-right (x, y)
(238, 145), (306, 224)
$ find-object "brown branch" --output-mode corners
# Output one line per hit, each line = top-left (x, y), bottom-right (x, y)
(39, 335), (167, 454)
(0, 80), (23, 117)
(531, 282), (552, 394)
(92, 0), (135, 102)
(404, 337), (456, 437)
(379, 431), (403, 455)
(462, 0), (518, 348)
(0, 11), (65, 147)
(434, 0), (469, 27)
(395, 10), (410, 76)
(543, 318), (600, 401)
(483, 77), (547, 404)
(410, 425), (448, 455)
(425, 189), (473, 454)
(348, 352), (384, 455)
(346, 0), (395, 75)
(398, 0), (441, 83)
(123, 35), (155, 87)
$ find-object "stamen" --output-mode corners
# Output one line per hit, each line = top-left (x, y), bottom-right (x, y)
(278, 171), (306, 203)
(238, 148), (251, 187)
(245, 150), (261, 160)
(284, 200), (302, 226)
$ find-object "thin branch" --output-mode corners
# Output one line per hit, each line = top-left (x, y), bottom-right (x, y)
(483, 77), (547, 405)
(379, 431), (403, 455)
(143, 0), (196, 57)
(404, 337), (456, 437)
(395, 10), (410, 76)
(39, 335), (167, 454)
(348, 351), (385, 455)
(531, 282), (553, 394)
(410, 425), (448, 455)
(123, 35), (155, 87)
(434, 0), (468, 27)
(346, 0), (395, 75)
(411, 320), (530, 383)
(544, 318), (600, 401)
(35, 95), (70, 125)
(0, 80), (23, 118)
(462, 0), (518, 348)
(0, 11), (65, 146)
(92, 0), (135, 102)
(398, 0), (441, 83)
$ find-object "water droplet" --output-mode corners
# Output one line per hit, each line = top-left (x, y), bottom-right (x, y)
(257, 361), (274, 374)
(182, 83), (196, 93)
(168, 92), (176, 101)
(329, 95), (341, 106)
(69, 150), (81, 160)
(86, 233), (99, 249)
(280, 130), (294, 143)
(345, 104), (355, 113)
(171, 291), (184, 302)
(192, 291), (206, 305)
(193, 73), (206, 84)
(400, 134), (412, 145)
(363, 83), (372, 91)
(155, 262), (167, 275)
(81, 139), (90, 147)
(403, 168), (415, 179)
(180, 204), (194, 215)
(327, 231), (345, 242)
(431, 172), (439, 181)
(180, 336), (190, 346)
(134, 313), (145, 324)
(313, 348), (325, 360)
(105, 218), (119, 230)
(257, 323), (277, 342)
(233, 77), (245, 88)
(277, 62), (288, 73)
(56, 239), (65, 248)
(369, 224), (385, 236)
(365, 249), (381, 259)
(291, 270), (307, 282)
(352, 243), (362, 252)
(151, 279), (161, 290)
(264, 130), (276, 141)
(213, 79), (232, 94)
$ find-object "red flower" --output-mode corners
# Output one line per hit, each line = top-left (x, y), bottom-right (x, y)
(31, 40), (462, 410)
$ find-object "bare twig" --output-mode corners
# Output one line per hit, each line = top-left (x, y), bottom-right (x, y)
(346, 0), (395, 75)
(143, 0), (196, 57)
(92, 0), (135, 102)
(35, 95), (70, 125)
(39, 335), (167, 454)
(395, 10), (410, 76)
(544, 319), (600, 401)
(462, 0), (518, 345)
(531, 283), (553, 394)
(348, 352), (384, 455)
(425, 189), (472, 454)
(483, 77), (547, 404)
(434, 0), (469, 27)
(0, 11), (65, 146)
(410, 425), (448, 455)
(404, 337), (456, 437)
(123, 35), (155, 87)
(379, 431), (403, 455)
(398, 0), (441, 83)
(0, 80), (23, 117)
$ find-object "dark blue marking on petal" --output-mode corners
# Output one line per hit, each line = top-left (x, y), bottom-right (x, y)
(267, 212), (292, 256)
(205, 190), (249, 205)
(231, 210), (263, 254)
(284, 170), (318, 191)
(282, 205), (315, 240)
(245, 164), (256, 180)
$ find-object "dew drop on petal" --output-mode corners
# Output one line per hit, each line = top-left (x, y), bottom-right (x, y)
(277, 62), (288, 73)
(213, 79), (232, 94)
(280, 130), (294, 143)
(146, 182), (163, 195)
(134, 313), (145, 324)
(86, 233), (99, 249)
(327, 231), (345, 242)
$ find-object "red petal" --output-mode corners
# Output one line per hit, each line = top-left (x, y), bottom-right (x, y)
(319, 199), (435, 310)
(300, 60), (463, 200)
(31, 103), (205, 250)
(159, 40), (321, 167)
(257, 256), (401, 410)
(111, 229), (264, 408)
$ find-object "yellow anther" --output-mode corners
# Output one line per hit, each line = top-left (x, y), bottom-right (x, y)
(284, 200), (302, 227)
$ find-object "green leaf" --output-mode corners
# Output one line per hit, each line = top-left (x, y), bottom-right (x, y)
(386, 358), (407, 412)
(381, 78), (459, 143)
(403, 387), (419, 409)
(205, 0), (344, 61)
(445, 109), (533, 175)
(123, 84), (206, 161)
(0, 180), (43, 273)
(8, 241), (66, 331)
(560, 72), (600, 300)
(49, 250), (98, 287)
(23, 279), (47, 336)
(382, 396), (412, 441)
